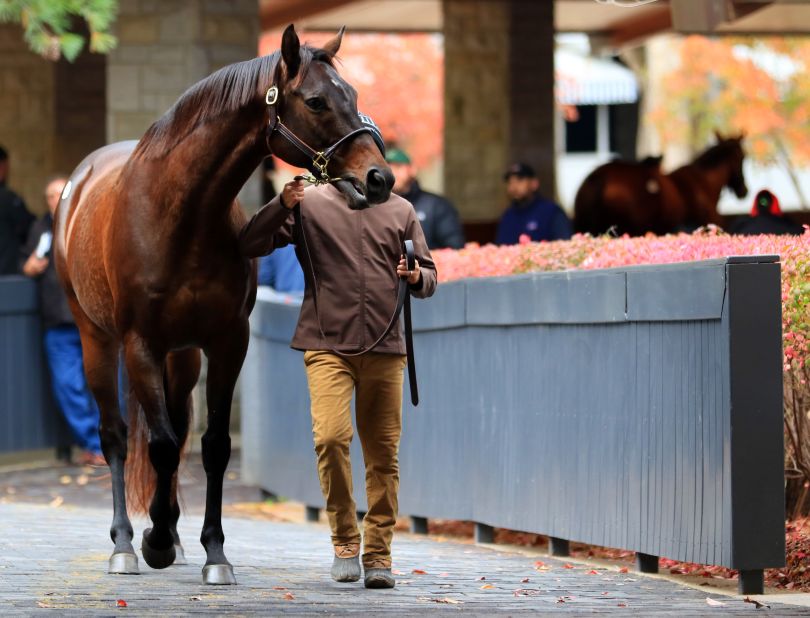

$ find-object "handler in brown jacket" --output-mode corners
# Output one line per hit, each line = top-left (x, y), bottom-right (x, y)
(239, 179), (437, 589)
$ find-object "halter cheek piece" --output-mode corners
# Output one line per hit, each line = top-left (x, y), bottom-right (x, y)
(265, 85), (385, 185)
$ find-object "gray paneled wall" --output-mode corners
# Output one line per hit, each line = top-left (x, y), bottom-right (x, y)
(240, 257), (785, 580)
(0, 277), (64, 453)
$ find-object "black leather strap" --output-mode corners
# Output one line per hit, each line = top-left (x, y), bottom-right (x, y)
(293, 204), (419, 406)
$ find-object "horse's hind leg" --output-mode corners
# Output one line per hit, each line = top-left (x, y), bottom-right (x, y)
(200, 322), (249, 585)
(164, 348), (201, 565)
(123, 334), (180, 570)
(73, 312), (138, 575)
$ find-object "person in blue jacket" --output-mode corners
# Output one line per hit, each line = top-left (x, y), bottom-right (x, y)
(258, 244), (304, 294)
(495, 163), (572, 245)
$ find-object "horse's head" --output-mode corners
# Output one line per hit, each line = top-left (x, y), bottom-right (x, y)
(266, 25), (393, 209)
(715, 131), (748, 199)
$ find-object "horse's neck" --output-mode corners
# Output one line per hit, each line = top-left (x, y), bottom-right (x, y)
(670, 162), (727, 203)
(148, 110), (264, 225)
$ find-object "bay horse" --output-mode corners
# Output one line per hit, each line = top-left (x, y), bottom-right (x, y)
(573, 133), (748, 236)
(53, 25), (392, 585)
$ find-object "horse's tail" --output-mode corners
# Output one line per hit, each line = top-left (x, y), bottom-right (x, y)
(573, 167), (606, 234)
(125, 386), (154, 514)
(125, 367), (193, 515)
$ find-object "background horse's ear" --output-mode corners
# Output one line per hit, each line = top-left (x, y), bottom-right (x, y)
(713, 129), (725, 142)
(322, 26), (345, 57)
(281, 24), (301, 80)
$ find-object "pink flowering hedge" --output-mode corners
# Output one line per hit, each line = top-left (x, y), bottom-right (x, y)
(433, 228), (810, 490)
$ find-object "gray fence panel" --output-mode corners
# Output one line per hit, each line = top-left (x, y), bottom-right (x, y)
(241, 257), (784, 570)
(0, 276), (63, 453)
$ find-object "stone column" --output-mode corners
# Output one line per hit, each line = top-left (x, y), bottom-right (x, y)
(443, 0), (557, 232)
(107, 0), (261, 208)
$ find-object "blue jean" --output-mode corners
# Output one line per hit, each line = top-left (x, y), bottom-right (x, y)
(43, 325), (102, 454)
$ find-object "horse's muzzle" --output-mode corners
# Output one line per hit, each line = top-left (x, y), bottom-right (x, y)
(365, 166), (394, 205)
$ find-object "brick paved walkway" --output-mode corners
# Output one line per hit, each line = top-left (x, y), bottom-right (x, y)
(0, 501), (805, 616)
(0, 455), (806, 615)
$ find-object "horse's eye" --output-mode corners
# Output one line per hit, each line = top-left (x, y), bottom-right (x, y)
(305, 97), (326, 112)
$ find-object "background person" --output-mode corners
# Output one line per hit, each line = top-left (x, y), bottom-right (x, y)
(239, 178), (437, 590)
(21, 175), (104, 467)
(0, 145), (35, 275)
(496, 162), (572, 245)
(729, 189), (805, 236)
(387, 147), (465, 249)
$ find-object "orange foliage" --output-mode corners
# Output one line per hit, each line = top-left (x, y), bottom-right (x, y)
(650, 36), (810, 168)
(260, 30), (443, 170)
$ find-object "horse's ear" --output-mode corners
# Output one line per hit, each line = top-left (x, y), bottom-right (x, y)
(322, 26), (345, 57)
(713, 129), (725, 142)
(737, 130), (746, 141)
(281, 24), (301, 80)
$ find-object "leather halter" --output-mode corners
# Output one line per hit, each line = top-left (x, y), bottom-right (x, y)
(264, 85), (384, 185)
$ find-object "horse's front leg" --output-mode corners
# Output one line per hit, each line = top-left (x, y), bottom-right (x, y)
(200, 321), (249, 585)
(123, 334), (179, 570)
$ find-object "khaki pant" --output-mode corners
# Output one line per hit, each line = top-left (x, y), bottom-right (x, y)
(304, 350), (406, 568)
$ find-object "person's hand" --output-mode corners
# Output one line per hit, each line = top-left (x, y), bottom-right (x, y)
(280, 179), (305, 210)
(397, 256), (421, 285)
(23, 254), (49, 277)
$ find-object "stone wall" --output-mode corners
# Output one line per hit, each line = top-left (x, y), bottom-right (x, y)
(0, 24), (106, 216)
(443, 0), (557, 227)
(108, 0), (262, 209)
(0, 24), (56, 215)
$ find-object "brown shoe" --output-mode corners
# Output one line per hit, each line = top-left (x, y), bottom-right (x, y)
(331, 543), (360, 582)
(79, 451), (107, 467)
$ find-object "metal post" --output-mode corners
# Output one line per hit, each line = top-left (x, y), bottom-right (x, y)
(549, 537), (569, 557)
(475, 523), (495, 544)
(738, 570), (764, 595)
(636, 553), (658, 573)
(410, 516), (429, 534)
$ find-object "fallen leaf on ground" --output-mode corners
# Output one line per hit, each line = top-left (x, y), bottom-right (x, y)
(36, 602), (52, 608)
(59, 475), (72, 485)
(412, 569), (427, 575)
(556, 597), (566, 603)
(189, 596), (201, 601)
(76, 474), (89, 486)
(534, 560), (545, 568)
(478, 576), (486, 580)
(618, 603), (627, 607)
(587, 570), (599, 575)
(116, 599), (127, 607)
(480, 584), (495, 589)
(513, 588), (540, 596)
(743, 597), (769, 609)
(521, 577), (530, 583)
(392, 569), (404, 575)
(705, 597), (726, 607)
(563, 564), (574, 569)
(438, 572), (449, 577)
(619, 567), (629, 574)
(435, 598), (462, 604)
(283, 592), (295, 600)
(49, 496), (64, 508)
(272, 586), (286, 590)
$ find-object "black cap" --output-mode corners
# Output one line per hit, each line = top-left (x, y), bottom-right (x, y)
(503, 162), (535, 180)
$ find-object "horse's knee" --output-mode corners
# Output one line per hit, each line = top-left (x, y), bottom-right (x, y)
(148, 433), (180, 472)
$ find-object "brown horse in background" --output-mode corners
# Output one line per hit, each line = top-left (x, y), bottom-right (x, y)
(53, 25), (392, 585)
(574, 133), (748, 236)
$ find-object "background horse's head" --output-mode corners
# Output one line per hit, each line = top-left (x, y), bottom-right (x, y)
(267, 25), (393, 209)
(714, 131), (748, 199)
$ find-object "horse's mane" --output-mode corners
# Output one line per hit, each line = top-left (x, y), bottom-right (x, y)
(133, 46), (334, 159)
(694, 139), (740, 168)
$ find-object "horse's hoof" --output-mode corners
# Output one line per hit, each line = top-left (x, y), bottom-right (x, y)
(202, 563), (237, 585)
(141, 528), (176, 569)
(173, 543), (187, 565)
(108, 552), (139, 575)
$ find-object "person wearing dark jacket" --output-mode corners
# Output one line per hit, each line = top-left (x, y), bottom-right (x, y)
(0, 145), (35, 275)
(239, 179), (437, 590)
(730, 189), (805, 236)
(21, 175), (103, 466)
(496, 162), (572, 245)
(386, 148), (464, 249)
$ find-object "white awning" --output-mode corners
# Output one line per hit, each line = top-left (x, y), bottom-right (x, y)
(555, 48), (639, 106)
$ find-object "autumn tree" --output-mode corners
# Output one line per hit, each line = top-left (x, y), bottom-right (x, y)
(0, 0), (118, 61)
(649, 35), (810, 208)
(261, 30), (443, 170)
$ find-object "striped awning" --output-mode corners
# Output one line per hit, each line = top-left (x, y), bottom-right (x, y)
(555, 48), (639, 106)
